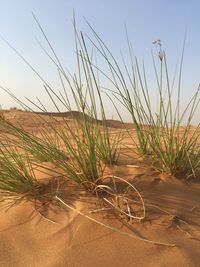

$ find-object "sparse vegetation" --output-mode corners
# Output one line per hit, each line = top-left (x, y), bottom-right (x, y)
(82, 28), (200, 179)
(1, 17), (200, 198)
(0, 16), (200, 251)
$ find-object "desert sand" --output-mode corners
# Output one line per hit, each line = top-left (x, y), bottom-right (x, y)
(0, 110), (200, 267)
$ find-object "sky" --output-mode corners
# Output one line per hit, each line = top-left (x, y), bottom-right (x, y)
(0, 0), (200, 122)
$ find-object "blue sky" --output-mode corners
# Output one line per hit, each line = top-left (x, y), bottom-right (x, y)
(0, 1), (200, 121)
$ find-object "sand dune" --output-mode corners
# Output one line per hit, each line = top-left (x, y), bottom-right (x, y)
(0, 110), (200, 266)
(4, 110), (131, 129)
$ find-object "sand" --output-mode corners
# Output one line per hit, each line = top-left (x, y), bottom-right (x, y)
(0, 110), (200, 267)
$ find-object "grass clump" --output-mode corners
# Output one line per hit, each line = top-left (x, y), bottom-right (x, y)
(35, 14), (121, 168)
(0, 15), (122, 191)
(83, 28), (200, 179)
(0, 111), (103, 191)
(0, 117), (64, 201)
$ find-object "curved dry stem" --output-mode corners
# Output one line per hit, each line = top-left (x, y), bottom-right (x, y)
(55, 195), (175, 247)
(95, 175), (145, 221)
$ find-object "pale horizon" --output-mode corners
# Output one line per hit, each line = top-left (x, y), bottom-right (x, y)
(1, 1), (200, 123)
